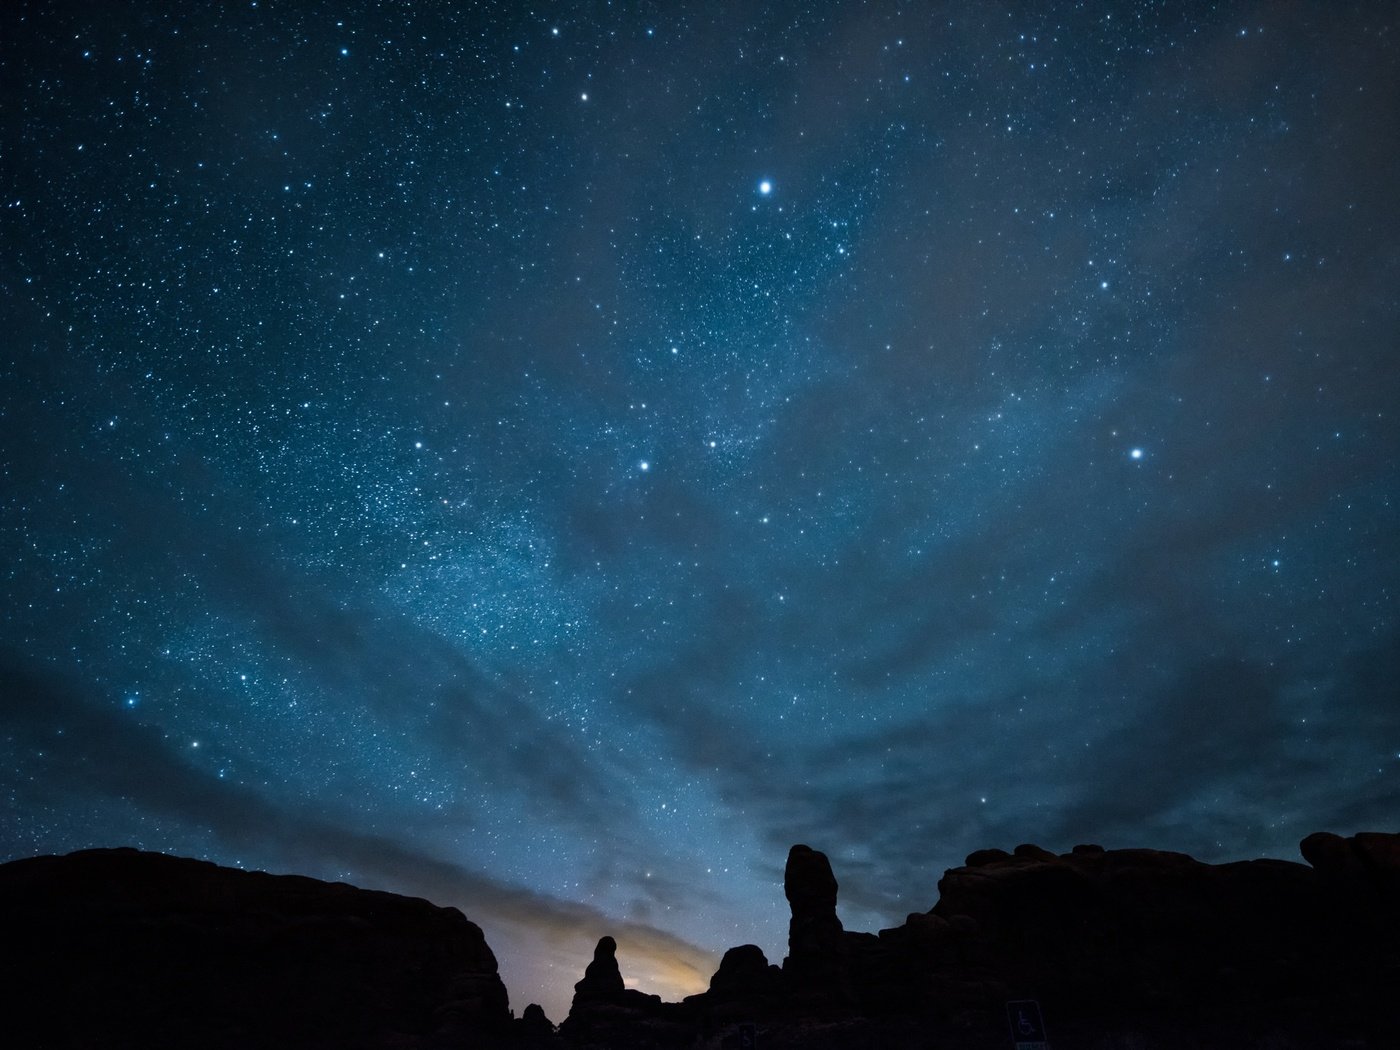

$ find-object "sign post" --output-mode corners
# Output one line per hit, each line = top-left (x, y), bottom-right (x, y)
(1005, 999), (1050, 1050)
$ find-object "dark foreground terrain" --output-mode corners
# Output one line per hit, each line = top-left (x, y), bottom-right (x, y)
(1, 832), (1397, 1048)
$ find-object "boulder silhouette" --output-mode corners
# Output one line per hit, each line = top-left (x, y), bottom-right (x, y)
(707, 943), (781, 999)
(514, 1002), (556, 1046)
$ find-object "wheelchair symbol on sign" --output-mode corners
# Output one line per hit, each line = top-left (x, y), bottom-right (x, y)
(1016, 1007), (1037, 1035)
(1005, 999), (1048, 1047)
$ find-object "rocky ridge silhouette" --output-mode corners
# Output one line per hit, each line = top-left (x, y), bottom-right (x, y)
(559, 832), (1400, 1048)
(1, 832), (1396, 1048)
(0, 847), (510, 1049)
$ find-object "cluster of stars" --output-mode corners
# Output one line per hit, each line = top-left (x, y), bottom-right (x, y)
(2, 0), (1396, 1023)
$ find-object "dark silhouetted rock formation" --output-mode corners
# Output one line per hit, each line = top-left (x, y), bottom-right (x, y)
(559, 831), (1400, 1048)
(514, 1002), (556, 1046)
(0, 847), (510, 1050)
(782, 844), (846, 992)
(7, 833), (1398, 1049)
(708, 944), (782, 1000)
(1301, 829), (1400, 899)
(693, 943), (785, 1030)
(964, 846), (1012, 867)
(572, 935), (626, 1003)
(558, 935), (690, 1047)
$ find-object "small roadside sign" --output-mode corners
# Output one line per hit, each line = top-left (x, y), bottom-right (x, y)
(1006, 999), (1049, 1049)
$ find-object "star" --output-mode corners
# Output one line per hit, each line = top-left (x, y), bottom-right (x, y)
(758, 180), (772, 195)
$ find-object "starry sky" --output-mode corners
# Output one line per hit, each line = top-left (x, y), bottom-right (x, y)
(3, 0), (1398, 1022)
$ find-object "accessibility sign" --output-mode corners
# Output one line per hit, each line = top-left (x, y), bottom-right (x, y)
(1006, 999), (1049, 1049)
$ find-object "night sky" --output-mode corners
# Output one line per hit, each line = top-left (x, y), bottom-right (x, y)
(3, 0), (1398, 1021)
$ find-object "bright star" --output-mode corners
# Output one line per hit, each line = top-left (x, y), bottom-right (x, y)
(1130, 447), (1144, 460)
(759, 180), (772, 195)
(639, 460), (650, 472)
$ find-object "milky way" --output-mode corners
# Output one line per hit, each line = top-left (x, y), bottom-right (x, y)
(3, 1), (1398, 1020)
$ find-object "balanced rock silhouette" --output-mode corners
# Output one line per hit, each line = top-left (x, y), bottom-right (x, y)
(782, 843), (848, 991)
(572, 935), (625, 1004)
